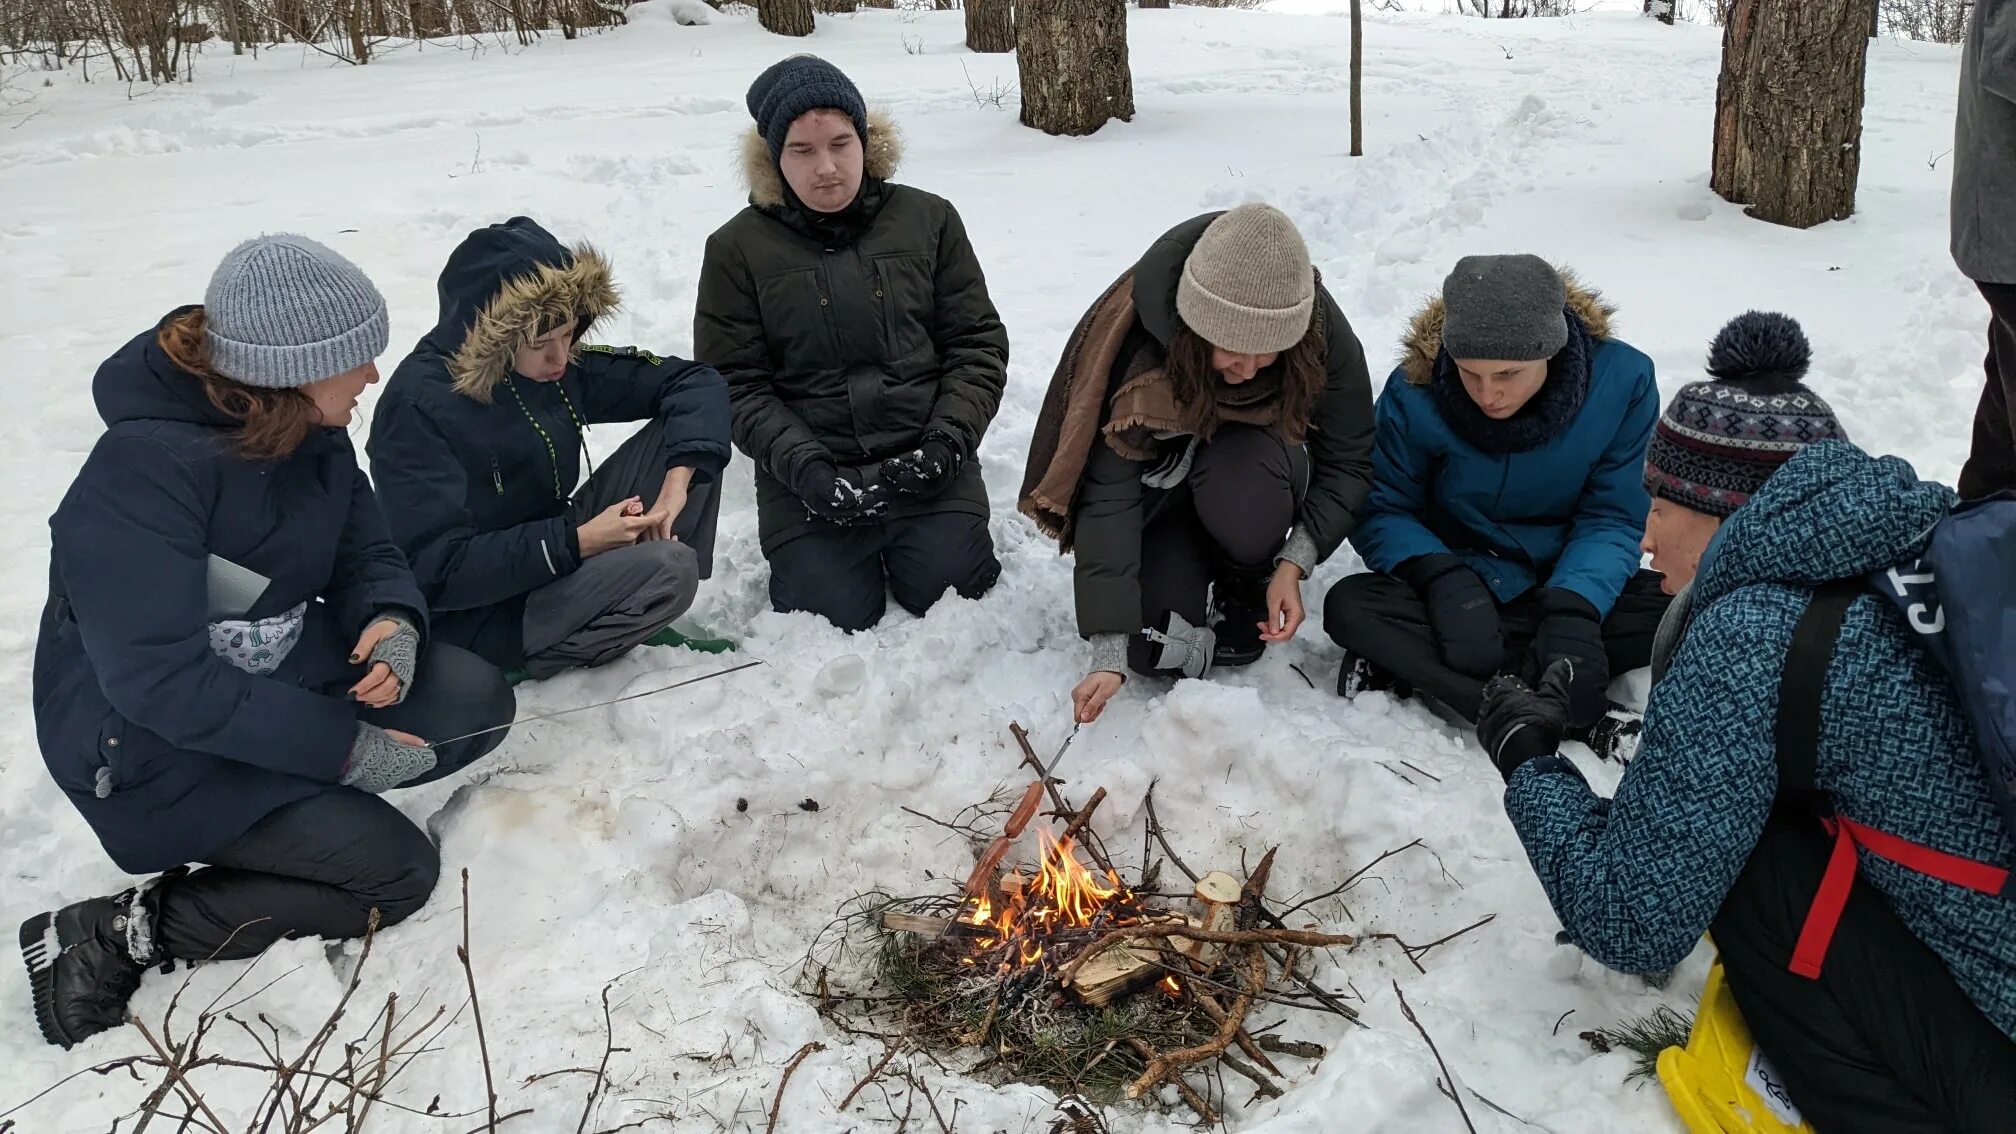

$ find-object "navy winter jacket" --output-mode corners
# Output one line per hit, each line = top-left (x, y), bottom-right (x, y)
(35, 315), (427, 874)
(367, 218), (731, 668)
(1508, 442), (2016, 1040)
(1350, 279), (1657, 617)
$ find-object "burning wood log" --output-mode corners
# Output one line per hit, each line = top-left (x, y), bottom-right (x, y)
(1064, 935), (1166, 1008)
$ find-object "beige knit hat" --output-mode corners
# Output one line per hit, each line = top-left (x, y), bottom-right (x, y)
(1175, 204), (1316, 355)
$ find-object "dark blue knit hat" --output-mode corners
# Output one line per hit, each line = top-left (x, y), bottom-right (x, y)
(746, 55), (868, 159)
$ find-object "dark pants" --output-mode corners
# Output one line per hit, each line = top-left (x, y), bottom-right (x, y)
(1958, 282), (2016, 501)
(1128, 426), (1305, 677)
(1322, 568), (1671, 724)
(521, 417), (722, 677)
(768, 511), (999, 633)
(1712, 814), (2016, 1133)
(152, 643), (513, 961)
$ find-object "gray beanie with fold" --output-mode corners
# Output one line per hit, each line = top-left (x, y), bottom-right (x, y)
(1439, 253), (1568, 363)
(203, 234), (390, 389)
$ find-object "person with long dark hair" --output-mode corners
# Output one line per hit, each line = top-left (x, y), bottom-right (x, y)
(19, 235), (514, 1049)
(1020, 204), (1376, 723)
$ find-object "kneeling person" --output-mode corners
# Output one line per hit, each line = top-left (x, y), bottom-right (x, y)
(1480, 314), (2016, 1132)
(370, 217), (732, 682)
(696, 56), (1009, 632)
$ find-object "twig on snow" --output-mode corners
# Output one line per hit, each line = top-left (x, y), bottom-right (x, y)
(1393, 980), (1476, 1134)
(763, 1041), (824, 1134)
(456, 870), (501, 1131)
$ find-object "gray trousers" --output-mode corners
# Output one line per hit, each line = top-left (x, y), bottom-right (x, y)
(521, 419), (721, 679)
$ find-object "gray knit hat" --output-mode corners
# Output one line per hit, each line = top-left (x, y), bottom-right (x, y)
(1440, 254), (1568, 362)
(1176, 204), (1317, 355)
(202, 234), (389, 389)
(746, 55), (869, 160)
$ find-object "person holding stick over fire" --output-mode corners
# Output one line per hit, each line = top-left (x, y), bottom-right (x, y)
(1020, 204), (1376, 723)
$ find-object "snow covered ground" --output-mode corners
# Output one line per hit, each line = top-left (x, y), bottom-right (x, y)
(0, 6), (1982, 1131)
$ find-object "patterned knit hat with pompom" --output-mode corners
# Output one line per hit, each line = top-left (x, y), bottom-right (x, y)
(1643, 311), (1849, 518)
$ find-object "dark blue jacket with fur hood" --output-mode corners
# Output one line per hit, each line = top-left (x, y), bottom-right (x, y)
(368, 218), (731, 669)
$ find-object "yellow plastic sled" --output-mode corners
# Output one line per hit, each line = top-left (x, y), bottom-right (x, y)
(1656, 960), (1815, 1134)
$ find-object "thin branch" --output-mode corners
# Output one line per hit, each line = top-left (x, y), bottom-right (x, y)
(1393, 981), (1477, 1134)
(837, 1044), (901, 1112)
(128, 1019), (230, 1134)
(1278, 839), (1426, 920)
(457, 870), (500, 1131)
(763, 1041), (824, 1134)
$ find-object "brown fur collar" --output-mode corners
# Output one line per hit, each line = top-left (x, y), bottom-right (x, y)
(740, 108), (904, 210)
(1397, 268), (1615, 386)
(450, 244), (620, 402)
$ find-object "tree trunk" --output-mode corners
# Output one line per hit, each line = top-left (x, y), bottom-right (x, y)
(1140, 0), (1169, 8)
(410, 0), (450, 36)
(1017, 0), (1133, 136)
(1349, 0), (1362, 155)
(817, 0), (860, 12)
(966, 0), (1011, 51)
(1710, 0), (1875, 228)
(761, 0), (816, 35)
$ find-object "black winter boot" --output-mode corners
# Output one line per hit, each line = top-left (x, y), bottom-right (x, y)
(1575, 705), (1644, 765)
(1210, 571), (1270, 669)
(20, 885), (157, 1049)
(1338, 651), (1412, 700)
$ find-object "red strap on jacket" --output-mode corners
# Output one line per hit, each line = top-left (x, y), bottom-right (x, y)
(1788, 817), (2011, 979)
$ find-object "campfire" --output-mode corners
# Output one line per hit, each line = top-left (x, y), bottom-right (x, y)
(806, 724), (1373, 1123)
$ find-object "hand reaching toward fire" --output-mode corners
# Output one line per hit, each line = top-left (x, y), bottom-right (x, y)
(1073, 671), (1125, 723)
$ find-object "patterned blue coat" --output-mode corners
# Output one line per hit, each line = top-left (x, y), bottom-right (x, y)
(1505, 441), (2016, 1040)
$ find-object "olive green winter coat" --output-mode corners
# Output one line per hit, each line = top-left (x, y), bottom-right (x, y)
(694, 113), (1010, 554)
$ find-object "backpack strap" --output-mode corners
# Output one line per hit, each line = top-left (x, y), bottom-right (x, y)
(1773, 580), (2013, 979)
(1774, 580), (1864, 808)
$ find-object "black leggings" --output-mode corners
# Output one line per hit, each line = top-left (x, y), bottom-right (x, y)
(1713, 814), (2016, 1133)
(1128, 425), (1304, 676)
(153, 643), (513, 961)
(1323, 569), (1671, 724)
(1959, 281), (2016, 501)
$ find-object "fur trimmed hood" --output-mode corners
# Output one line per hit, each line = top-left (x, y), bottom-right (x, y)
(740, 108), (903, 210)
(429, 217), (621, 403)
(1398, 268), (1614, 385)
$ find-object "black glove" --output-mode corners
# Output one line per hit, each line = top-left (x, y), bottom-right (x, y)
(1478, 658), (1575, 781)
(1528, 588), (1610, 728)
(792, 460), (888, 526)
(880, 437), (961, 499)
(1398, 554), (1504, 679)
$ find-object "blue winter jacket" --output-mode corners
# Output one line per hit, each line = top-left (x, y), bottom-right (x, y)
(35, 314), (428, 874)
(1350, 282), (1658, 616)
(368, 218), (731, 669)
(1507, 442), (2016, 1040)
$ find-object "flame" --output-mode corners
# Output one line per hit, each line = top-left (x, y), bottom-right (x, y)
(1161, 976), (1183, 996)
(959, 829), (1132, 967)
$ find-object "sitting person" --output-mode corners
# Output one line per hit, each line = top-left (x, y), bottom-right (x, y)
(1019, 204), (1375, 724)
(1480, 313), (2016, 1133)
(369, 217), (733, 682)
(20, 236), (514, 1049)
(695, 55), (1008, 632)
(1325, 254), (1666, 750)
